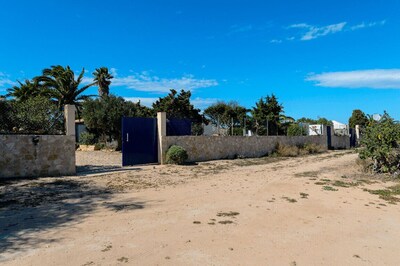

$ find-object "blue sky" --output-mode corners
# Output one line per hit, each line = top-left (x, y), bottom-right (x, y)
(1, 0), (399, 123)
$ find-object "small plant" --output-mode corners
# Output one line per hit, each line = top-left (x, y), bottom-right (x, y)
(218, 220), (233, 224)
(300, 192), (309, 199)
(282, 196), (297, 203)
(303, 143), (326, 154)
(275, 143), (326, 157)
(217, 211), (240, 217)
(94, 143), (105, 150)
(323, 186), (338, 191)
(79, 131), (97, 145)
(166, 145), (188, 165)
(276, 143), (299, 157)
(332, 180), (359, 188)
(364, 184), (400, 204)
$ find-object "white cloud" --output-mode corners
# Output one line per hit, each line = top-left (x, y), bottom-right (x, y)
(113, 73), (217, 93)
(124, 96), (219, 109)
(0, 72), (17, 91)
(284, 20), (386, 41)
(270, 39), (282, 44)
(229, 24), (253, 35)
(191, 97), (219, 109)
(306, 69), (400, 89)
(289, 22), (347, 41)
(124, 97), (158, 107)
(350, 20), (386, 30)
(82, 69), (218, 93)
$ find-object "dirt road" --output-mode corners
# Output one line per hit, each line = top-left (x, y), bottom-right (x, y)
(1, 151), (400, 265)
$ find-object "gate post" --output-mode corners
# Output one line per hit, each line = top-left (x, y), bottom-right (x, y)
(64, 104), (76, 136)
(157, 112), (167, 164)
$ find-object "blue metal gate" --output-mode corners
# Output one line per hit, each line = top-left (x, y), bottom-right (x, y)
(326, 126), (332, 149)
(167, 118), (192, 136)
(349, 128), (356, 147)
(122, 117), (158, 166)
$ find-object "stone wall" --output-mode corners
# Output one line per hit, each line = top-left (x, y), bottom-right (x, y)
(0, 135), (76, 178)
(163, 135), (328, 163)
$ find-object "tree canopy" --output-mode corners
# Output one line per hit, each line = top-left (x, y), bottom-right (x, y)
(204, 101), (248, 128)
(152, 89), (203, 123)
(359, 112), (400, 173)
(349, 109), (368, 128)
(82, 95), (153, 149)
(34, 65), (94, 109)
(297, 117), (333, 126)
(93, 67), (113, 98)
(251, 94), (284, 135)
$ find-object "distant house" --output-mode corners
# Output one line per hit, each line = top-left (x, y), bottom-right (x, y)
(309, 124), (323, 135)
(332, 120), (348, 136)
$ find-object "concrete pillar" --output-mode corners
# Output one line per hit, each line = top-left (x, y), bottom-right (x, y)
(355, 125), (360, 139)
(64, 104), (76, 136)
(157, 112), (167, 164)
(355, 125), (360, 144)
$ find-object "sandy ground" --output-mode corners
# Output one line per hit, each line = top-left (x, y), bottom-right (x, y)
(1, 150), (400, 266)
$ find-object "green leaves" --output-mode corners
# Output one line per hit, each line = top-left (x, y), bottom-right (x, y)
(349, 109), (368, 128)
(359, 112), (400, 173)
(81, 95), (153, 149)
(93, 67), (113, 97)
(0, 97), (63, 134)
(204, 101), (248, 131)
(251, 94), (284, 135)
(152, 89), (203, 123)
(33, 65), (94, 109)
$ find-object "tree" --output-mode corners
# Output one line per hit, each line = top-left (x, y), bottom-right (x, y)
(204, 101), (249, 135)
(297, 117), (333, 126)
(34, 65), (94, 109)
(349, 109), (368, 128)
(152, 89), (203, 122)
(93, 67), (113, 98)
(287, 123), (307, 136)
(152, 89), (204, 135)
(359, 112), (400, 173)
(82, 95), (153, 150)
(0, 97), (63, 134)
(6, 80), (49, 101)
(251, 94), (283, 135)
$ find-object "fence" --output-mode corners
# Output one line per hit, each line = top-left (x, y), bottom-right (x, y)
(0, 102), (76, 179)
(156, 112), (351, 164)
(0, 98), (65, 135)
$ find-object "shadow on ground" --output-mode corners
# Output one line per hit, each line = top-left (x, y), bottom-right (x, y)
(0, 178), (145, 260)
(76, 165), (142, 176)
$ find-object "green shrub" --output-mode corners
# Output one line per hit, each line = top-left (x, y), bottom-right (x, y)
(79, 132), (97, 145)
(166, 145), (188, 164)
(359, 112), (400, 174)
(287, 124), (307, 136)
(94, 143), (105, 150)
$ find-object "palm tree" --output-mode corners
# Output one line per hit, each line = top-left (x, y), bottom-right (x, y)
(93, 67), (113, 97)
(34, 65), (94, 109)
(6, 79), (45, 101)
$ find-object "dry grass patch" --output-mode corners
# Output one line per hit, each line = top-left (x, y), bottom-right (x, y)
(364, 184), (400, 204)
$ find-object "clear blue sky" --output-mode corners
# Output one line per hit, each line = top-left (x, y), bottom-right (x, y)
(1, 0), (399, 123)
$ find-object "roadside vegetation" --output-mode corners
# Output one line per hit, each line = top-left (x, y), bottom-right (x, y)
(358, 112), (400, 176)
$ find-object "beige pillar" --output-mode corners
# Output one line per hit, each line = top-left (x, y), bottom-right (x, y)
(355, 125), (360, 139)
(64, 104), (76, 136)
(157, 112), (167, 164)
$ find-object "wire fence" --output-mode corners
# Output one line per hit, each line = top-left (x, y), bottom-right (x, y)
(0, 98), (65, 135)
